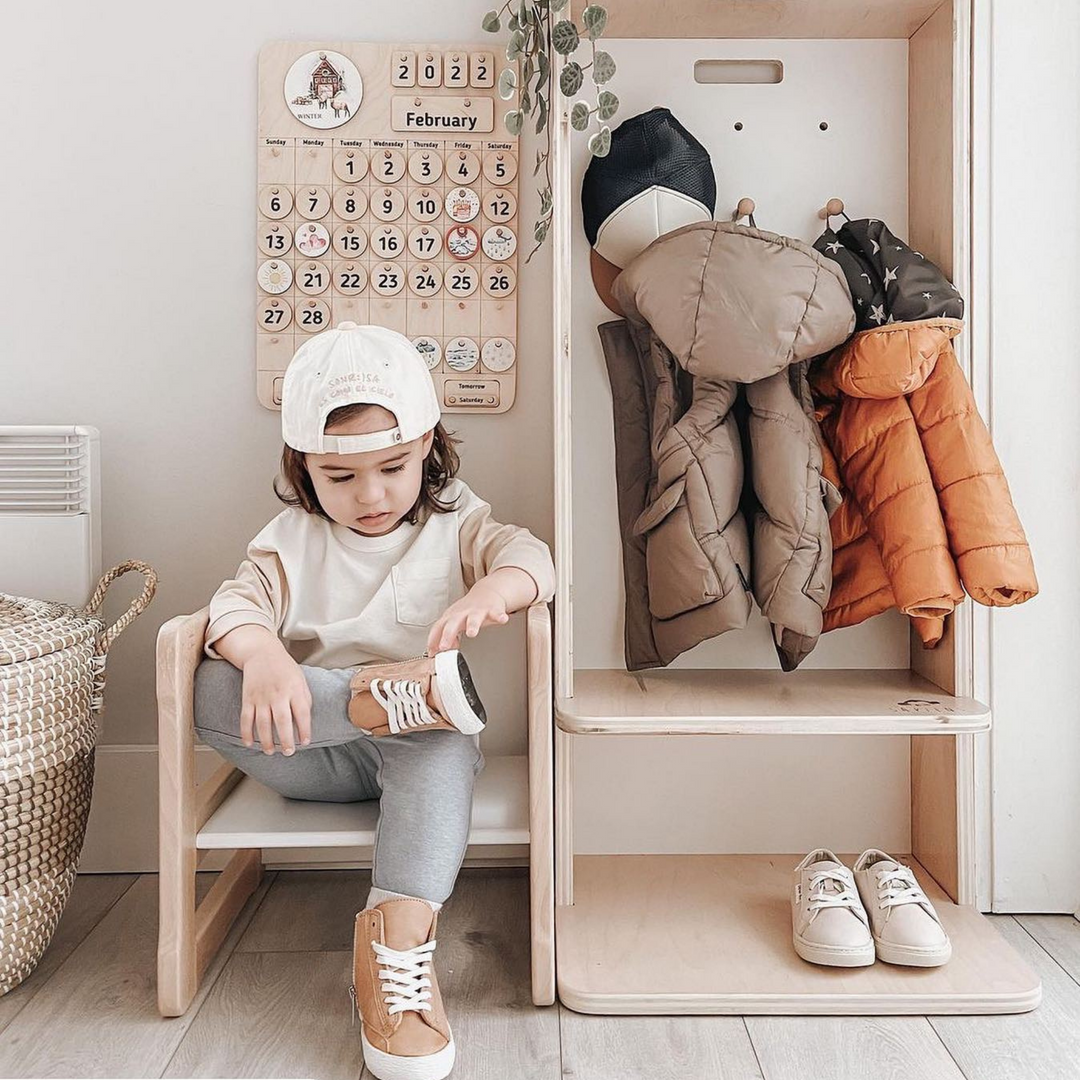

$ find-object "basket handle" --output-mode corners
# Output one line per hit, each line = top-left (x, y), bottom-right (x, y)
(83, 560), (159, 655)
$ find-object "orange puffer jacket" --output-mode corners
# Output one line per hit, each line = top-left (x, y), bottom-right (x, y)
(812, 317), (1038, 645)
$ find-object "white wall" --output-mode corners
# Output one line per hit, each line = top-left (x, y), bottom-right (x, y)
(985, 0), (1080, 911)
(1, 1), (552, 764)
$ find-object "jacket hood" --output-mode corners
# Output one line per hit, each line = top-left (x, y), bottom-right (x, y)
(611, 221), (855, 384)
(815, 218), (965, 328)
(813, 317), (964, 401)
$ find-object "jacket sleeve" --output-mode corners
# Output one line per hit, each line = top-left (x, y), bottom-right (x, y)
(204, 542), (289, 659)
(458, 501), (556, 604)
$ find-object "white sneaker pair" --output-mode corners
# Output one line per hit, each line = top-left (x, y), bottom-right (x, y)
(791, 848), (952, 968)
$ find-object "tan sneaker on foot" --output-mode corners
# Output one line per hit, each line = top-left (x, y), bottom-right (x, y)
(348, 650), (486, 737)
(351, 898), (455, 1080)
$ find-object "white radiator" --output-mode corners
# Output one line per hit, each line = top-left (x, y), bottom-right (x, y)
(0, 425), (102, 606)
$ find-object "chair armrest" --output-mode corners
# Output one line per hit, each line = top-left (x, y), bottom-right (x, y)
(526, 601), (552, 734)
(157, 607), (210, 848)
(156, 607), (211, 744)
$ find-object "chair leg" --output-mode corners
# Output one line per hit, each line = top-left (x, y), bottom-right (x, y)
(157, 610), (206, 1016)
(157, 808), (198, 1016)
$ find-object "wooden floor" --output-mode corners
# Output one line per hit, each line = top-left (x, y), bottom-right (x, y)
(1, 868), (1079, 1079)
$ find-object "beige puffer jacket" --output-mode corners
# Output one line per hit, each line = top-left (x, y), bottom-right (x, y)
(602, 221), (855, 670)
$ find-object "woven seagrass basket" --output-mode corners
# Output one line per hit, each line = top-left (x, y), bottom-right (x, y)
(0, 561), (157, 995)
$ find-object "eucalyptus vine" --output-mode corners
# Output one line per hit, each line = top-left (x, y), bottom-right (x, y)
(482, 0), (618, 259)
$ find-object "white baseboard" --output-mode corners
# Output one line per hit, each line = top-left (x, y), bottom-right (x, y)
(78, 744), (528, 874)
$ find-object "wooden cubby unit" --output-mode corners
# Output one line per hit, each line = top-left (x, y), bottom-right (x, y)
(549, 0), (1040, 1015)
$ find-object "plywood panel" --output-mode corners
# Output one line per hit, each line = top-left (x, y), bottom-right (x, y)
(569, 38), (911, 675)
(909, 0), (955, 277)
(578, 0), (946, 40)
(912, 735), (959, 900)
(556, 854), (1040, 1014)
(558, 668), (988, 734)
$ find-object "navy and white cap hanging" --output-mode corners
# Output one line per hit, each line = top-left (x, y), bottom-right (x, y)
(581, 106), (717, 270)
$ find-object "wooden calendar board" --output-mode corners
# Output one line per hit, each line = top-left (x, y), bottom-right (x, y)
(257, 42), (520, 414)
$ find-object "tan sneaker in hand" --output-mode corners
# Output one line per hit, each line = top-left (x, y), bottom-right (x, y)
(853, 849), (952, 967)
(348, 650), (486, 737)
(791, 848), (875, 967)
(351, 898), (455, 1080)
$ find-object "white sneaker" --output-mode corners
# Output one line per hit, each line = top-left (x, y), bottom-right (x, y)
(791, 849), (875, 967)
(853, 849), (952, 967)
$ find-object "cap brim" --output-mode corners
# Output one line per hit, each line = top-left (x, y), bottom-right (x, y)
(590, 247), (626, 316)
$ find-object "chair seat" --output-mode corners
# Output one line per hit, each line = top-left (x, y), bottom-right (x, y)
(196, 753), (529, 849)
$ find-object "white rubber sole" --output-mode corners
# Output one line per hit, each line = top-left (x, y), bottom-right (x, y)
(434, 650), (485, 735)
(793, 931), (876, 968)
(874, 937), (953, 967)
(361, 1027), (455, 1080)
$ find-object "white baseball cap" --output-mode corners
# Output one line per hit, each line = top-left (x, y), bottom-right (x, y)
(281, 322), (441, 454)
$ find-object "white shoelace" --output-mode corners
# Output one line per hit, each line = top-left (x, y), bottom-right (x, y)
(807, 868), (865, 922)
(370, 678), (438, 734)
(875, 865), (931, 912)
(371, 939), (437, 1015)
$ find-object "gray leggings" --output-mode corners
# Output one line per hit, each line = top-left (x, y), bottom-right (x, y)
(192, 659), (484, 904)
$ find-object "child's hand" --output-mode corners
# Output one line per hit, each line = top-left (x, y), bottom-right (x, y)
(239, 647), (313, 755)
(427, 580), (510, 653)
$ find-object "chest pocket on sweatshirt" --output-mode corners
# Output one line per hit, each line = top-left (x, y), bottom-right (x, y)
(391, 559), (454, 627)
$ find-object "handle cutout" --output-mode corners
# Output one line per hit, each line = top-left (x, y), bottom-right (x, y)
(694, 59), (783, 85)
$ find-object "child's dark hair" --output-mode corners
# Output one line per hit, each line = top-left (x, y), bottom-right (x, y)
(274, 403), (461, 524)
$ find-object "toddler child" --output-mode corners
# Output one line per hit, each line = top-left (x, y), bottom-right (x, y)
(193, 322), (555, 1080)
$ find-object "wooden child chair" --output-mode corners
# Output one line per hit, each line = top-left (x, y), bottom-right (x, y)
(155, 602), (554, 1017)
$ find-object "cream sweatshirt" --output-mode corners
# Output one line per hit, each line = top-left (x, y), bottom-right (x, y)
(204, 478), (555, 669)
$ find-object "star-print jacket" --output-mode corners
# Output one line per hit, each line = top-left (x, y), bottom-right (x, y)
(599, 221), (854, 672)
(808, 219), (1037, 645)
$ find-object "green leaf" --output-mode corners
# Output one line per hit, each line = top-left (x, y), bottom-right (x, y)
(521, 87), (532, 115)
(540, 187), (553, 215)
(559, 60), (583, 96)
(505, 109), (524, 136)
(506, 29), (526, 61)
(509, 12), (519, 31)
(597, 88), (619, 120)
(498, 66), (518, 100)
(592, 50), (616, 84)
(536, 49), (550, 88)
(550, 0), (569, 11)
(533, 148), (548, 175)
(570, 101), (590, 130)
(534, 216), (551, 244)
(519, 0), (529, 24)
(582, 5), (608, 39)
(551, 19), (580, 54)
(535, 91), (549, 134)
(482, 10), (501, 32)
(523, 54), (535, 85)
(587, 124), (612, 156)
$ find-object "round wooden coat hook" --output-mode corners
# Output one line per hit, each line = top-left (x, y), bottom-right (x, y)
(819, 197), (848, 221)
(733, 198), (757, 228)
